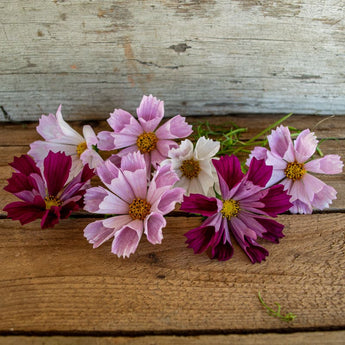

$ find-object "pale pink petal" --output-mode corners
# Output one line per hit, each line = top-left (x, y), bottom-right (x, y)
(246, 147), (268, 166)
(144, 212), (166, 244)
(122, 169), (148, 199)
(265, 151), (288, 170)
(103, 214), (132, 228)
(84, 220), (116, 248)
(289, 199), (313, 214)
(267, 125), (294, 160)
(84, 186), (108, 213)
(288, 179), (310, 204)
(120, 151), (146, 172)
(117, 145), (139, 157)
(294, 129), (318, 163)
(36, 113), (64, 141)
(136, 95), (164, 132)
(156, 188), (184, 214)
(114, 133), (138, 149)
(83, 125), (98, 147)
(195, 137), (220, 160)
(107, 109), (139, 133)
(156, 139), (179, 160)
(155, 115), (193, 139)
(80, 149), (103, 169)
(111, 219), (143, 257)
(267, 169), (286, 187)
(301, 173), (325, 202)
(150, 149), (166, 168)
(97, 131), (116, 150)
(96, 160), (120, 185)
(305, 155), (343, 174)
(311, 184), (337, 210)
(29, 141), (77, 162)
(99, 190), (129, 214)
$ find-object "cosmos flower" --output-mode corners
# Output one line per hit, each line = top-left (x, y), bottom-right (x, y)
(3, 151), (94, 229)
(83, 151), (185, 258)
(247, 125), (344, 214)
(97, 95), (192, 170)
(181, 155), (292, 263)
(29, 105), (103, 178)
(162, 136), (220, 196)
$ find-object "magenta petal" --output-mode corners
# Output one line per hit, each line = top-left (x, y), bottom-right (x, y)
(9, 155), (41, 176)
(254, 217), (285, 243)
(258, 184), (292, 217)
(180, 194), (221, 217)
(212, 155), (244, 197)
(41, 206), (61, 229)
(44, 151), (72, 196)
(210, 219), (234, 261)
(4, 173), (39, 197)
(4, 197), (45, 225)
(244, 238), (269, 264)
(246, 158), (273, 187)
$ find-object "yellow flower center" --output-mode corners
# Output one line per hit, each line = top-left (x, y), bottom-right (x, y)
(44, 195), (62, 210)
(180, 159), (201, 179)
(128, 197), (151, 220)
(136, 132), (158, 154)
(284, 162), (306, 181)
(76, 141), (87, 157)
(221, 199), (240, 219)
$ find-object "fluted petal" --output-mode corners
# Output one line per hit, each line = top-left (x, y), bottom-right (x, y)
(305, 154), (343, 174)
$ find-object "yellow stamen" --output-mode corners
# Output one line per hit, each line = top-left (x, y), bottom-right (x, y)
(128, 197), (151, 220)
(136, 132), (158, 154)
(76, 141), (87, 157)
(284, 162), (306, 181)
(44, 195), (62, 210)
(221, 199), (240, 219)
(180, 159), (201, 179)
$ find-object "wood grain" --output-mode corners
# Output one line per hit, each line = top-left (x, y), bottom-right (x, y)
(0, 213), (344, 332)
(1, 332), (345, 345)
(1, 1), (345, 120)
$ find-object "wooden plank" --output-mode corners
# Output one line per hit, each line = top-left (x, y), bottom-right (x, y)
(1, 331), (345, 345)
(1, 1), (345, 120)
(0, 214), (344, 332)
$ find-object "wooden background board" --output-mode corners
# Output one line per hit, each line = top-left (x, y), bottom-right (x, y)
(0, 115), (344, 343)
(1, 0), (345, 121)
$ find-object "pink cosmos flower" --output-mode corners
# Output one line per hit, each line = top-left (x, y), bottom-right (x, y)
(3, 151), (94, 229)
(83, 151), (185, 258)
(248, 125), (344, 214)
(29, 105), (103, 178)
(181, 155), (292, 263)
(97, 95), (193, 169)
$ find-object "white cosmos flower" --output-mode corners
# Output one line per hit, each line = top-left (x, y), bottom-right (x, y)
(29, 105), (103, 178)
(162, 136), (220, 196)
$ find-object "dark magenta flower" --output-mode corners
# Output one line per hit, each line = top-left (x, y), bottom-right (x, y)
(3, 151), (94, 229)
(181, 155), (292, 263)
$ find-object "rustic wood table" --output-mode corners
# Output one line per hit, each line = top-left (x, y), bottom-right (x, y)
(0, 115), (344, 344)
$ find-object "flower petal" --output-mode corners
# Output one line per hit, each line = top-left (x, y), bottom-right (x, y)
(155, 115), (192, 139)
(180, 193), (222, 216)
(156, 187), (184, 214)
(311, 183), (337, 211)
(41, 206), (61, 229)
(9, 155), (41, 176)
(195, 137), (220, 160)
(246, 158), (273, 187)
(267, 125), (294, 161)
(294, 129), (318, 163)
(44, 151), (72, 196)
(136, 95), (164, 132)
(111, 219), (143, 257)
(305, 155), (343, 174)
(144, 212), (166, 244)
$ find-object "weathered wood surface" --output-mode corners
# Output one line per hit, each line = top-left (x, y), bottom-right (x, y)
(0, 115), (344, 343)
(1, 1), (345, 121)
(2, 332), (345, 345)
